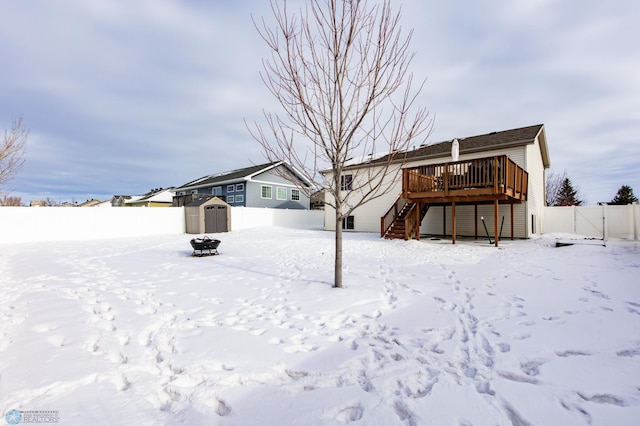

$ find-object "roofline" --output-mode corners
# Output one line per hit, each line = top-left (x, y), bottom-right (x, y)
(176, 177), (250, 192)
(334, 124), (548, 172)
(536, 125), (551, 168)
(175, 161), (315, 192)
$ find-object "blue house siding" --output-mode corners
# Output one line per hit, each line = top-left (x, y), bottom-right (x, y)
(174, 162), (312, 210)
(245, 181), (309, 209)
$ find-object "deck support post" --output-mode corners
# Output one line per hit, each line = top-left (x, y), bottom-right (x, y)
(416, 201), (421, 241)
(442, 206), (446, 239)
(474, 204), (478, 239)
(510, 203), (514, 240)
(452, 201), (457, 244)
(494, 199), (499, 247)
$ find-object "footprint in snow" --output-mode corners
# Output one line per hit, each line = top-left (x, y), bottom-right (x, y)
(215, 398), (232, 416)
(335, 404), (363, 423)
(555, 349), (593, 357)
(616, 347), (640, 357)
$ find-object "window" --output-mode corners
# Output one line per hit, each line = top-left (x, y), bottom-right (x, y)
(190, 190), (197, 194)
(531, 214), (536, 234)
(341, 174), (353, 191)
(235, 183), (244, 192)
(227, 185), (235, 193)
(277, 187), (287, 200)
(213, 187), (222, 196)
(342, 215), (355, 230)
(291, 189), (300, 201)
(235, 194), (244, 203)
(261, 185), (272, 199)
(227, 195), (235, 203)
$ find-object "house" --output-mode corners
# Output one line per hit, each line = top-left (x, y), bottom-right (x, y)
(174, 162), (314, 210)
(110, 195), (133, 207)
(78, 199), (102, 207)
(94, 200), (113, 208)
(322, 124), (550, 245)
(310, 189), (326, 210)
(125, 188), (175, 207)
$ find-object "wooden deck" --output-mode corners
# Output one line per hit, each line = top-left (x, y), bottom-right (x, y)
(381, 155), (528, 245)
(402, 155), (528, 203)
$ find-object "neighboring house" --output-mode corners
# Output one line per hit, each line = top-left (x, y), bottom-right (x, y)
(322, 124), (550, 243)
(78, 199), (101, 207)
(310, 189), (326, 210)
(111, 195), (133, 207)
(125, 188), (175, 207)
(174, 162), (314, 210)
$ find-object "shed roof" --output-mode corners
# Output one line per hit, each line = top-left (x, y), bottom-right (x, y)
(185, 196), (228, 207)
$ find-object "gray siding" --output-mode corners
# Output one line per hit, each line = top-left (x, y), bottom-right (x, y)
(245, 181), (309, 209)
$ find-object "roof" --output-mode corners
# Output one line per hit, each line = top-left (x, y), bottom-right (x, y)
(345, 124), (550, 170)
(176, 161), (314, 192)
(185, 196), (228, 207)
(126, 188), (175, 204)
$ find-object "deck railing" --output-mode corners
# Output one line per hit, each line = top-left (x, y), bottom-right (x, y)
(402, 155), (528, 200)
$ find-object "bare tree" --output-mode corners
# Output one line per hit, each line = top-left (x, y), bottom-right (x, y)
(250, 0), (430, 288)
(1, 117), (28, 190)
(545, 169), (567, 206)
(546, 169), (585, 206)
(0, 194), (22, 206)
(45, 197), (60, 207)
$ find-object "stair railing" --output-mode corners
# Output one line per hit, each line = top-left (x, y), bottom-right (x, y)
(380, 195), (408, 237)
(403, 202), (419, 240)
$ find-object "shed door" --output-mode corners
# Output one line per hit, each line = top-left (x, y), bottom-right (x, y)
(205, 205), (228, 233)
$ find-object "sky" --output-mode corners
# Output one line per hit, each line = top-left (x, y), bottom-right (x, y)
(1, 0), (639, 205)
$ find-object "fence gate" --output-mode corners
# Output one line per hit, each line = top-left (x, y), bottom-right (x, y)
(205, 205), (228, 233)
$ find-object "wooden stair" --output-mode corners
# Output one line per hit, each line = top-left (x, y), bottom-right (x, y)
(382, 201), (430, 240)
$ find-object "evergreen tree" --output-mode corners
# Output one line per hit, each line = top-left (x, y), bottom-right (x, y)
(610, 185), (638, 205)
(555, 178), (583, 206)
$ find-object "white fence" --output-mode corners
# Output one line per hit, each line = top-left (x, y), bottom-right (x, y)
(230, 207), (324, 231)
(2, 204), (636, 244)
(0, 206), (325, 244)
(542, 204), (639, 240)
(0, 207), (186, 243)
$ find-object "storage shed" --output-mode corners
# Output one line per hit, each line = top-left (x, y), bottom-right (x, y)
(185, 196), (231, 234)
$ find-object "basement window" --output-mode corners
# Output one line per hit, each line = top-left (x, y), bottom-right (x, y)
(342, 215), (355, 230)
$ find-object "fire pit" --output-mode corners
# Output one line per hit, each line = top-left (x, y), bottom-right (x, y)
(190, 236), (221, 257)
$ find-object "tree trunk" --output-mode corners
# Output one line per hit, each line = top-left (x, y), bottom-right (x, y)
(334, 209), (343, 288)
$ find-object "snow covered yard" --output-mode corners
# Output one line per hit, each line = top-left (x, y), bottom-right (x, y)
(1, 228), (639, 425)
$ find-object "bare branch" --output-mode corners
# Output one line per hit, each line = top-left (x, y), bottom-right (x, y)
(1, 117), (29, 190)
